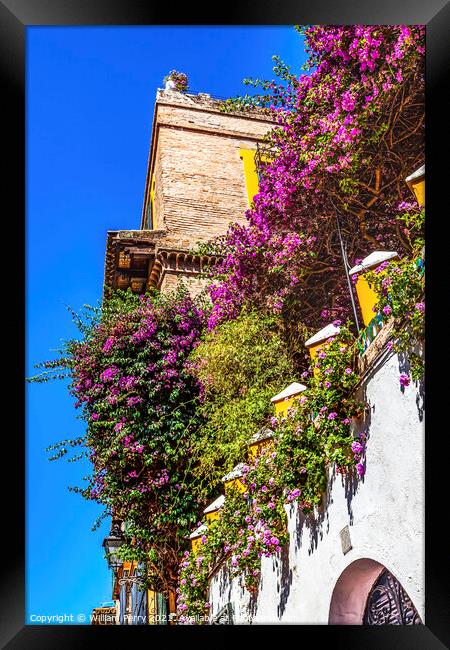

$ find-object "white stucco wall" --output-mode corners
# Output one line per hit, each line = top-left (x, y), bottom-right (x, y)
(208, 349), (425, 624)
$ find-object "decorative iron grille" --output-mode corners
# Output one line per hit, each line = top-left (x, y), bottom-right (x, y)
(363, 569), (422, 625)
(356, 312), (385, 355)
(211, 602), (234, 625)
(254, 142), (275, 183)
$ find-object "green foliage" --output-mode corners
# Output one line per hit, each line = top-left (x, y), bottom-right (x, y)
(30, 287), (207, 594)
(218, 54), (298, 115)
(188, 310), (296, 495)
(397, 206), (425, 255)
(365, 253), (425, 380)
(177, 325), (366, 617)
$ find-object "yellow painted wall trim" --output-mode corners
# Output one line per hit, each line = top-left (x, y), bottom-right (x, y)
(355, 275), (380, 327)
(147, 590), (157, 624)
(274, 397), (294, 418)
(149, 173), (156, 229)
(305, 324), (342, 376)
(248, 438), (273, 460)
(239, 148), (259, 207)
(224, 478), (246, 494)
(349, 252), (399, 327)
(191, 536), (203, 555)
(189, 523), (208, 555)
(408, 178), (425, 207)
(206, 510), (220, 524)
(405, 165), (425, 207)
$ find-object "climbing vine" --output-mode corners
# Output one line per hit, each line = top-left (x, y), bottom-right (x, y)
(211, 25), (425, 331)
(33, 287), (207, 595)
(188, 310), (296, 496)
(177, 325), (366, 619)
(363, 208), (424, 382)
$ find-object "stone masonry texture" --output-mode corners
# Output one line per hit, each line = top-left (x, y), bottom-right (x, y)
(143, 90), (273, 246)
(104, 91), (274, 297)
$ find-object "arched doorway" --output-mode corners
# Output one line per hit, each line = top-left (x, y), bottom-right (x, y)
(328, 558), (422, 625)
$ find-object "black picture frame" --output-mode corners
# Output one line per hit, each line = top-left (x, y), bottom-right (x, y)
(2, 1), (448, 647)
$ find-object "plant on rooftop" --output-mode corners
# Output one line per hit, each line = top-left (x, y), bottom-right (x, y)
(164, 70), (189, 92)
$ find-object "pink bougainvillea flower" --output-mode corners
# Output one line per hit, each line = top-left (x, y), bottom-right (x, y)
(399, 373), (411, 387)
(351, 441), (363, 454)
(356, 463), (366, 477)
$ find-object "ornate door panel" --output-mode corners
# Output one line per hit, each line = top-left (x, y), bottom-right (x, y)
(363, 569), (422, 625)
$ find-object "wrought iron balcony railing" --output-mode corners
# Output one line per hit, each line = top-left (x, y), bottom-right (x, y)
(356, 313), (385, 356)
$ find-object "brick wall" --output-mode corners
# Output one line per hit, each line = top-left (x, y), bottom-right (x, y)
(139, 90), (274, 294)
(156, 128), (250, 241)
(145, 91), (273, 245)
(160, 271), (208, 297)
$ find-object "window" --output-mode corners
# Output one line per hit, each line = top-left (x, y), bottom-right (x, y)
(146, 202), (152, 230)
(145, 174), (156, 229)
(239, 148), (259, 208)
(240, 145), (271, 207)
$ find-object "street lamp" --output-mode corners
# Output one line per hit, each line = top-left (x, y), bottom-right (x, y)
(102, 521), (125, 573)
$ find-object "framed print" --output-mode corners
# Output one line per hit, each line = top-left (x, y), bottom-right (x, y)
(2, 1), (448, 647)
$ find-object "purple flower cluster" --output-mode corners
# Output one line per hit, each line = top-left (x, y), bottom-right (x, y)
(399, 373), (411, 388)
(204, 26), (424, 331)
(100, 366), (119, 383)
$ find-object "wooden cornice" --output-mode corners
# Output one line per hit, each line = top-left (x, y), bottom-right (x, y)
(103, 229), (219, 298)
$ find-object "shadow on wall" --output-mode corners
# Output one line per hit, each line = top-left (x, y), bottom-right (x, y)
(345, 382), (372, 524)
(246, 583), (259, 620)
(214, 562), (233, 610)
(276, 541), (293, 619)
(397, 346), (424, 422)
(293, 451), (365, 560)
(213, 560), (258, 623)
(291, 372), (377, 558)
(293, 473), (331, 558)
(211, 345), (425, 622)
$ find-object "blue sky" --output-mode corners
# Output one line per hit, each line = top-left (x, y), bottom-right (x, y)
(26, 25), (306, 624)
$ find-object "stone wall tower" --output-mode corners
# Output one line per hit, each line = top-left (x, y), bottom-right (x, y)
(103, 88), (273, 297)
